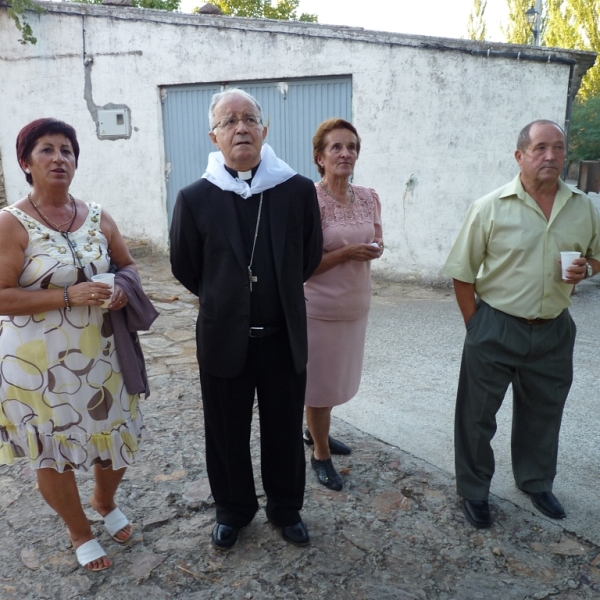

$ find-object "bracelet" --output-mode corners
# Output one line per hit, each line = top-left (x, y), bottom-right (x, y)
(63, 286), (71, 311)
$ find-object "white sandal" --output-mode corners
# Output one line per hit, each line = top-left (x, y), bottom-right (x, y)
(75, 539), (110, 571)
(103, 507), (132, 543)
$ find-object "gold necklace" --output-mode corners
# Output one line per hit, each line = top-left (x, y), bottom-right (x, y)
(319, 181), (355, 206)
(28, 193), (76, 231)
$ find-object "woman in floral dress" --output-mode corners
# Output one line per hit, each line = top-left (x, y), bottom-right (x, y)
(0, 118), (144, 571)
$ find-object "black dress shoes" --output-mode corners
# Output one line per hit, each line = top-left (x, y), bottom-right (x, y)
(311, 454), (343, 491)
(282, 521), (310, 547)
(303, 429), (351, 455)
(529, 491), (566, 519)
(461, 498), (491, 529)
(211, 523), (239, 550)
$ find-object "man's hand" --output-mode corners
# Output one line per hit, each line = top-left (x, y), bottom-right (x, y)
(453, 279), (477, 326)
(563, 257), (590, 284)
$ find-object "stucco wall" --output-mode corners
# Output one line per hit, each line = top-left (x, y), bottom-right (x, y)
(0, 4), (595, 281)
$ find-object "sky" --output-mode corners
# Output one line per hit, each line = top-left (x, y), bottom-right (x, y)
(179, 0), (511, 43)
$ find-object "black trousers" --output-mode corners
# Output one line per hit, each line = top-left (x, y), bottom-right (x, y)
(199, 332), (306, 528)
(454, 301), (576, 500)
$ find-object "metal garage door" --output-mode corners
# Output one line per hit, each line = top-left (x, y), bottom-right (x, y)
(161, 76), (352, 224)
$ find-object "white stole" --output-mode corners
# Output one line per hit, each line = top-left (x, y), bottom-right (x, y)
(202, 144), (296, 199)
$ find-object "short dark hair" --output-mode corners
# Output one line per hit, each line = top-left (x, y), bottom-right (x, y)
(313, 118), (361, 177)
(517, 119), (565, 152)
(16, 118), (80, 185)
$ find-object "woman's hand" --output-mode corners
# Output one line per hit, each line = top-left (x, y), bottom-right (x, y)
(66, 282), (112, 307)
(108, 284), (128, 311)
(344, 242), (382, 262)
(312, 240), (382, 275)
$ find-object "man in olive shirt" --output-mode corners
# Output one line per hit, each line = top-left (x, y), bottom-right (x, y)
(444, 120), (600, 528)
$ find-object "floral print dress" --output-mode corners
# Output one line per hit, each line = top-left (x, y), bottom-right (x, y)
(0, 203), (144, 472)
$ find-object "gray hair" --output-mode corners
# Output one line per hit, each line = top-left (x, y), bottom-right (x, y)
(208, 88), (264, 129)
(517, 119), (565, 151)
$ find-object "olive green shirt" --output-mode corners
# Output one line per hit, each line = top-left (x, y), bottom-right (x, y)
(443, 175), (600, 319)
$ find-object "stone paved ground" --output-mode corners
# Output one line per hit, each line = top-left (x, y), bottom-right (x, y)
(1, 254), (600, 600)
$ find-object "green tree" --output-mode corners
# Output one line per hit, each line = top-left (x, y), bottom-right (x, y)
(467, 0), (488, 41)
(565, 0), (600, 99)
(544, 0), (579, 49)
(204, 0), (317, 22)
(5, 0), (44, 44)
(502, 0), (535, 44)
(569, 95), (600, 160)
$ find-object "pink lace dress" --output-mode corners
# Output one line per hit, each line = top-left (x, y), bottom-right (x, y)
(304, 184), (382, 407)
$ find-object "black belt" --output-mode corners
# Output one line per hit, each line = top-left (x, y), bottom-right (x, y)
(516, 317), (554, 325)
(249, 326), (283, 338)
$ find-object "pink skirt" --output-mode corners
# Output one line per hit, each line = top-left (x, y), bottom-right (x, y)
(304, 313), (369, 408)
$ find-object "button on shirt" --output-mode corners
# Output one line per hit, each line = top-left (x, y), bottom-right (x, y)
(443, 175), (600, 320)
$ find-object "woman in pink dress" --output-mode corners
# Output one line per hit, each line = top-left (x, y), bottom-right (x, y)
(303, 118), (383, 491)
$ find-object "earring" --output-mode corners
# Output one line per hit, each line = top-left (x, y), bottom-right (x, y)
(24, 169), (30, 174)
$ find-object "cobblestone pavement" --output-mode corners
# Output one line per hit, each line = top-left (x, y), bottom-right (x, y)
(1, 254), (599, 600)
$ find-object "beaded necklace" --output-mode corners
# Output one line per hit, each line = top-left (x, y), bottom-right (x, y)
(319, 181), (355, 206)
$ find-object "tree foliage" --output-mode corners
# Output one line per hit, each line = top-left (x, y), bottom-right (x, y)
(204, 0), (317, 22)
(467, 0), (488, 41)
(5, 0), (44, 44)
(569, 95), (600, 160)
(502, 0), (534, 44)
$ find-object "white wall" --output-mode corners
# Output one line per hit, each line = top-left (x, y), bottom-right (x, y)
(0, 4), (594, 281)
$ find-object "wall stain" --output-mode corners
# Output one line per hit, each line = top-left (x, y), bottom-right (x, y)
(402, 174), (417, 263)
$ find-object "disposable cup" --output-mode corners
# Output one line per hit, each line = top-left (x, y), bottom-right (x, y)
(91, 273), (115, 308)
(560, 251), (581, 281)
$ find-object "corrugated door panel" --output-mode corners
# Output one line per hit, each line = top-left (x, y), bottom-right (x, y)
(163, 85), (219, 223)
(287, 78), (352, 182)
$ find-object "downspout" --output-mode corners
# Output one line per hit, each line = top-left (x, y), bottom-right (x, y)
(562, 62), (576, 180)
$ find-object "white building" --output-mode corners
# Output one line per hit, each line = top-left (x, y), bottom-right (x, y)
(0, 3), (595, 281)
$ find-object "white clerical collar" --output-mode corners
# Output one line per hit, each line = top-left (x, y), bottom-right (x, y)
(238, 170), (252, 181)
(202, 143), (296, 199)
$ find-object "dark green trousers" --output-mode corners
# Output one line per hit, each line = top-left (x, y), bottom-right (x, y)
(455, 300), (576, 500)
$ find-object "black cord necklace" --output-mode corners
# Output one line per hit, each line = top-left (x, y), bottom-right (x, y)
(29, 193), (87, 281)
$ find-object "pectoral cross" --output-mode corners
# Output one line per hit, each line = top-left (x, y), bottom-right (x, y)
(248, 266), (258, 291)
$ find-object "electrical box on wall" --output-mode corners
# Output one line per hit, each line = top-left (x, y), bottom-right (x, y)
(97, 108), (130, 139)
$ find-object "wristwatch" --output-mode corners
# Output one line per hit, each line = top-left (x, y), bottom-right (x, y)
(585, 262), (593, 278)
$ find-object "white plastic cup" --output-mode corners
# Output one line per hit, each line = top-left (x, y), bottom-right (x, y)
(91, 273), (115, 308)
(560, 251), (581, 281)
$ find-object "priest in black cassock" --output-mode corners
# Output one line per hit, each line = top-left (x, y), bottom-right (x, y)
(169, 89), (322, 549)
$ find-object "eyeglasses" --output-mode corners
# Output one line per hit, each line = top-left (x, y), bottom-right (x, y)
(212, 115), (262, 131)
